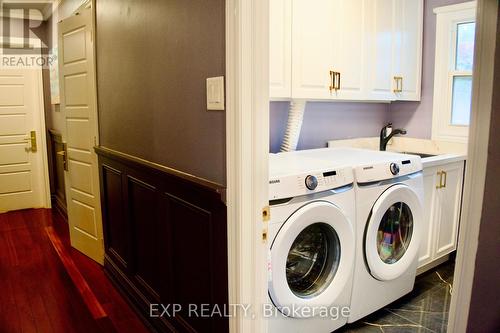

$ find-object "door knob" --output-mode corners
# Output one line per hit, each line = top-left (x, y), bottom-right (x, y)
(57, 143), (68, 171)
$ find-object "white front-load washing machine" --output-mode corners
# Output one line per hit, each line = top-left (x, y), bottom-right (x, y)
(291, 148), (424, 323)
(267, 153), (356, 333)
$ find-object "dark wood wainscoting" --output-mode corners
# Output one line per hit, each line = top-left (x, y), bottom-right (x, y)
(95, 147), (228, 333)
(47, 129), (67, 216)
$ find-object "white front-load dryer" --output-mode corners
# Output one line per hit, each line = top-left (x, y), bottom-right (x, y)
(267, 153), (356, 333)
(289, 148), (425, 323)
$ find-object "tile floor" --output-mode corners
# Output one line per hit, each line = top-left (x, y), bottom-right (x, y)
(339, 260), (455, 333)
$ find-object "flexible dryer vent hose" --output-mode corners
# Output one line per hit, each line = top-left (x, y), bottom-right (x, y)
(280, 100), (306, 152)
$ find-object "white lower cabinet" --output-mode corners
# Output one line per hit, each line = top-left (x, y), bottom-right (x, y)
(418, 160), (465, 270)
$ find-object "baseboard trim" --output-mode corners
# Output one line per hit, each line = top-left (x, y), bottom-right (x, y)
(51, 195), (67, 218)
(104, 256), (181, 333)
(417, 253), (454, 275)
(45, 226), (107, 320)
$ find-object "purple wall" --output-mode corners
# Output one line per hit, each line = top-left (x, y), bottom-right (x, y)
(270, 0), (468, 151)
(390, 0), (469, 138)
(270, 101), (390, 153)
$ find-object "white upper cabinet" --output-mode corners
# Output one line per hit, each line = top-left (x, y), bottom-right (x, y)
(291, 0), (365, 100)
(365, 0), (396, 101)
(270, 0), (292, 98)
(331, 0), (365, 100)
(393, 0), (423, 101)
(291, 0), (336, 99)
(270, 0), (423, 102)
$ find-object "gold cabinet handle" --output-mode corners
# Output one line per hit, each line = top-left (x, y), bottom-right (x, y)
(441, 170), (447, 188)
(329, 71), (334, 91)
(393, 76), (403, 93)
(336, 72), (341, 90)
(436, 171), (443, 189)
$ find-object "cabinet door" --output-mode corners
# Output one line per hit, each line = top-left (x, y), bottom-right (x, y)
(418, 165), (440, 268)
(331, 0), (365, 100)
(270, 0), (292, 99)
(291, 0), (336, 99)
(364, 0), (395, 101)
(393, 0), (423, 101)
(434, 161), (464, 258)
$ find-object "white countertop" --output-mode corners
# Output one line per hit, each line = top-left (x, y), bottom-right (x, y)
(327, 137), (467, 168)
(417, 153), (466, 168)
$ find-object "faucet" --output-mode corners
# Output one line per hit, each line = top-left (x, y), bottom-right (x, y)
(380, 123), (407, 151)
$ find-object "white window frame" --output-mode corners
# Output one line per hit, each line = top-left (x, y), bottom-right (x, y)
(431, 2), (476, 143)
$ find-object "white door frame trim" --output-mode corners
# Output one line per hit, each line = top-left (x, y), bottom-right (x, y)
(225, 0), (269, 332)
(0, 37), (51, 209)
(447, 0), (498, 331)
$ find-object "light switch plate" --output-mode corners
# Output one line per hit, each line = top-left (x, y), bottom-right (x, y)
(206, 76), (225, 111)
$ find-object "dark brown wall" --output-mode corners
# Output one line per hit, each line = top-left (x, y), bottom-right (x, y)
(95, 0), (226, 185)
(466, 6), (500, 333)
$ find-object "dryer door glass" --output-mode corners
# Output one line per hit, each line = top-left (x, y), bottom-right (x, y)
(286, 223), (340, 298)
(376, 202), (413, 264)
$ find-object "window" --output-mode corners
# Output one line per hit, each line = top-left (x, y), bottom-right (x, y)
(432, 2), (476, 142)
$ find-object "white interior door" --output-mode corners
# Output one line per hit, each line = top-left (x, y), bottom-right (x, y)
(59, 5), (104, 264)
(0, 59), (49, 212)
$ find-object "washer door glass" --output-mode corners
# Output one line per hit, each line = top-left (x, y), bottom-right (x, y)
(269, 201), (355, 315)
(286, 223), (341, 298)
(364, 184), (422, 281)
(376, 202), (413, 264)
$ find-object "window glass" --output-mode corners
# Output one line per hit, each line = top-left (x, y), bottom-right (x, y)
(286, 223), (340, 298)
(451, 76), (473, 126)
(455, 22), (475, 71)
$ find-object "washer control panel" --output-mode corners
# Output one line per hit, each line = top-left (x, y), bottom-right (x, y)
(355, 156), (422, 184)
(269, 167), (353, 200)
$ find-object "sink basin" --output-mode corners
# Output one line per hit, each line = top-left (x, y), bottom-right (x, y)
(401, 152), (437, 159)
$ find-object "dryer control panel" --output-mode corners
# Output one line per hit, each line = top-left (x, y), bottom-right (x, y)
(354, 156), (422, 184)
(269, 167), (354, 200)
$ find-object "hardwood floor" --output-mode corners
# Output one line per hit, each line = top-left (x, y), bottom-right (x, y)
(0, 208), (150, 333)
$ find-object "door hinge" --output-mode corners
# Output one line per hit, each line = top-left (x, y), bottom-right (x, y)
(262, 206), (270, 222)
